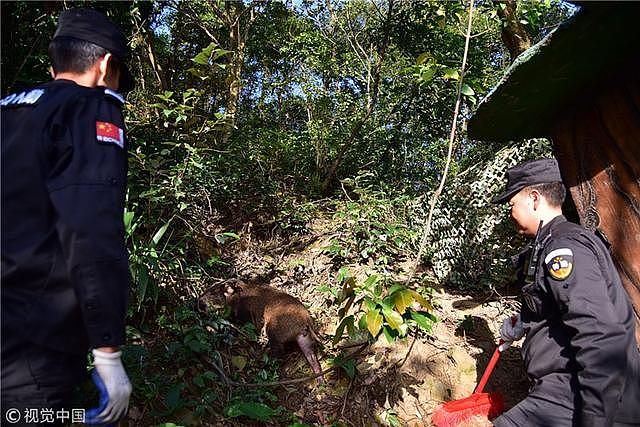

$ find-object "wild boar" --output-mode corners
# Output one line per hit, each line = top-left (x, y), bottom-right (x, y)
(224, 280), (323, 383)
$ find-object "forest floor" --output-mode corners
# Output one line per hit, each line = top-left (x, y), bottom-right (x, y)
(267, 286), (531, 427)
(125, 214), (531, 426)
(194, 216), (532, 427)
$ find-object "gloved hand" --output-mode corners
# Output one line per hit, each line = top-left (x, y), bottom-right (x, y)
(85, 349), (132, 425)
(498, 314), (525, 352)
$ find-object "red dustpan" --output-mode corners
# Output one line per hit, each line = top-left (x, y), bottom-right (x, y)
(431, 341), (507, 426)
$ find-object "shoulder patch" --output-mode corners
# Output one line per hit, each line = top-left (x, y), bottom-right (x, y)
(0, 89), (45, 107)
(104, 88), (125, 105)
(545, 248), (574, 281)
(96, 121), (124, 148)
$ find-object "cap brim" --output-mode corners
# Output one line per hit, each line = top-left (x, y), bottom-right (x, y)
(119, 66), (135, 93)
(491, 186), (523, 204)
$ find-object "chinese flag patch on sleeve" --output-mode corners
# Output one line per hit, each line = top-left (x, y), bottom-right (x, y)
(96, 121), (124, 148)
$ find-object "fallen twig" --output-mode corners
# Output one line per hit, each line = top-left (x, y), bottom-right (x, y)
(201, 342), (369, 388)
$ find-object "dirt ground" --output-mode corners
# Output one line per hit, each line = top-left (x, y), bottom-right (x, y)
(264, 288), (530, 427)
(224, 223), (532, 427)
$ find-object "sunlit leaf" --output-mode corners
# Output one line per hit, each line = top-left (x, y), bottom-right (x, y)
(416, 52), (432, 65)
(192, 42), (217, 65)
(231, 355), (247, 370)
(393, 290), (414, 314)
(442, 68), (460, 80)
(382, 325), (397, 343)
(409, 290), (433, 311)
(151, 219), (172, 247)
(123, 210), (135, 234)
(420, 66), (437, 82)
(337, 267), (353, 283)
(411, 311), (434, 332)
(366, 309), (383, 337)
(363, 274), (380, 289)
(460, 84), (475, 96)
(386, 283), (405, 296)
(382, 308), (403, 332)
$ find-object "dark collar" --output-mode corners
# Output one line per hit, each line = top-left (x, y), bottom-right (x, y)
(538, 214), (567, 237)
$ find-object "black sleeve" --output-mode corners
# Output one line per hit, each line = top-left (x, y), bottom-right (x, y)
(543, 237), (628, 427)
(46, 91), (130, 349)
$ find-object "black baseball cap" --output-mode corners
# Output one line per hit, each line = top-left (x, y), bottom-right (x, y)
(53, 8), (134, 92)
(492, 158), (563, 204)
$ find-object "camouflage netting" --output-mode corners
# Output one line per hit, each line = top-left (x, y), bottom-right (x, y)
(429, 139), (552, 289)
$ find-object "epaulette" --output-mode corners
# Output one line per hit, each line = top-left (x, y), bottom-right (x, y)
(0, 88), (45, 107)
(104, 88), (125, 105)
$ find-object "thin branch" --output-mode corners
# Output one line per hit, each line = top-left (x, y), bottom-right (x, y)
(339, 9), (368, 70)
(241, 4), (259, 42)
(207, 0), (230, 25)
(167, 2), (223, 45)
(201, 343), (368, 388)
(405, 0), (475, 284)
(7, 32), (44, 94)
(321, 0), (395, 193)
(233, 0), (261, 30)
(470, 29), (492, 39)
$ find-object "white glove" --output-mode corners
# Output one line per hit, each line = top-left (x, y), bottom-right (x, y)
(498, 314), (525, 352)
(86, 349), (132, 425)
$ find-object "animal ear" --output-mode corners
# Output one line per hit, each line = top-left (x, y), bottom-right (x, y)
(230, 278), (246, 292)
(223, 279), (244, 296)
(223, 285), (236, 298)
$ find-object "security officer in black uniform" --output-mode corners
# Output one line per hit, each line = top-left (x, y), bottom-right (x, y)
(1, 9), (134, 426)
(491, 158), (640, 427)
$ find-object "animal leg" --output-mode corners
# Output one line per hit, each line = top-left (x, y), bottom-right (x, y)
(268, 338), (285, 358)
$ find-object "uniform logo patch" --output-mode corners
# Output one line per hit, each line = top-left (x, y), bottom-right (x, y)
(96, 121), (124, 148)
(545, 248), (574, 280)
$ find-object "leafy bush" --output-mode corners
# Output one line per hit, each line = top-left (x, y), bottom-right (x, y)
(332, 269), (436, 345)
(314, 173), (437, 347)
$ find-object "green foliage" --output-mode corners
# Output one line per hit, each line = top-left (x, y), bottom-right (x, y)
(224, 401), (281, 422)
(332, 269), (436, 345)
(326, 173), (420, 266)
(123, 303), (296, 425)
(316, 174), (437, 346)
(123, 305), (234, 423)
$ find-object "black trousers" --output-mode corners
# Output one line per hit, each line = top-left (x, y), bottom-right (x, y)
(1, 342), (85, 426)
(493, 392), (640, 427)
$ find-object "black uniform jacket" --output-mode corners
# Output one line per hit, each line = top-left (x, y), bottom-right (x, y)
(1, 80), (130, 354)
(519, 215), (640, 427)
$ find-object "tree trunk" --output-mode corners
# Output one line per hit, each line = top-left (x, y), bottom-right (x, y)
(495, 0), (531, 63)
(320, 0), (395, 194)
(144, 28), (168, 91)
(213, 1), (257, 146)
(551, 68), (640, 346)
(223, 2), (242, 145)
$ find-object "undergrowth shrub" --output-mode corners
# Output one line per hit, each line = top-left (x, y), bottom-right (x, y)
(318, 173), (437, 346)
